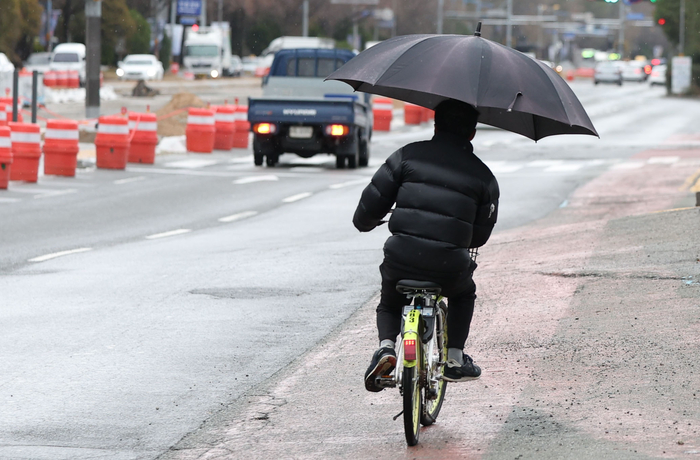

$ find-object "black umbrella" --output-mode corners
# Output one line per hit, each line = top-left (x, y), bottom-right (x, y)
(327, 28), (598, 141)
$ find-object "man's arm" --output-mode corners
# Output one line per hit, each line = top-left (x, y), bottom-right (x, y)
(353, 149), (403, 232)
(470, 177), (500, 247)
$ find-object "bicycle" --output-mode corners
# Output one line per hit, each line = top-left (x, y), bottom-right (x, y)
(373, 248), (478, 446)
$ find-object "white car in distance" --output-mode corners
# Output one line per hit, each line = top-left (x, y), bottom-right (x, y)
(116, 54), (164, 81)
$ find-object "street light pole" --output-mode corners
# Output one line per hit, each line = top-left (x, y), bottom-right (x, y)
(506, 0), (512, 47)
(85, 0), (101, 119)
(679, 0), (685, 55)
(437, 0), (444, 34)
(618, 1), (625, 57)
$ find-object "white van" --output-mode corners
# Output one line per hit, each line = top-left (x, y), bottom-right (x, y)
(50, 43), (86, 86)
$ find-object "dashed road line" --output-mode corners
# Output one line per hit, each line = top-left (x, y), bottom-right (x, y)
(114, 176), (146, 185)
(165, 159), (220, 169)
(282, 192), (312, 203)
(145, 229), (192, 240)
(329, 178), (369, 189)
(611, 161), (645, 170)
(233, 175), (279, 184)
(218, 211), (258, 223)
(647, 156), (680, 164)
(34, 189), (78, 199)
(29, 247), (92, 263)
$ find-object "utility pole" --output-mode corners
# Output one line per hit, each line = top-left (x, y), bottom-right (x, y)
(618, 1), (625, 57)
(85, 0), (101, 119)
(437, 0), (444, 34)
(303, 0), (309, 37)
(218, 0), (223, 23)
(392, 0), (397, 36)
(201, 0), (207, 27)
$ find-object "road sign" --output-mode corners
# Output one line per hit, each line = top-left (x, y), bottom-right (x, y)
(671, 56), (692, 95)
(177, 0), (201, 16)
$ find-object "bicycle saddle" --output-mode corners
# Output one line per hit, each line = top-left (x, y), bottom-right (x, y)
(396, 280), (442, 296)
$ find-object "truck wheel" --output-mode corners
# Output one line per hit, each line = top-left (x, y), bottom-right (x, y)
(254, 154), (264, 166)
(346, 132), (360, 169)
(335, 155), (346, 169)
(347, 152), (358, 169)
(265, 153), (278, 167)
(359, 140), (370, 167)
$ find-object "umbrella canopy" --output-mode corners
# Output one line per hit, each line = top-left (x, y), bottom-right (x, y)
(327, 33), (598, 141)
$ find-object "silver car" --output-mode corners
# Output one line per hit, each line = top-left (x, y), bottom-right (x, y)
(649, 64), (667, 86)
(594, 61), (623, 86)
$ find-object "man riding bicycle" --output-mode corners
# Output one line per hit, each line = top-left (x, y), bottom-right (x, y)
(353, 99), (500, 392)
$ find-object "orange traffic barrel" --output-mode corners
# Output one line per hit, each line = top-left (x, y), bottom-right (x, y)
(186, 108), (215, 153)
(214, 105), (236, 150)
(56, 69), (68, 88)
(0, 126), (11, 189)
(67, 70), (80, 88)
(421, 106), (432, 123)
(95, 115), (130, 169)
(373, 97), (393, 132)
(8, 122), (41, 182)
(128, 112), (158, 164)
(0, 103), (6, 127)
(0, 98), (23, 123)
(43, 70), (57, 87)
(232, 104), (250, 149)
(404, 103), (422, 125)
(43, 119), (80, 176)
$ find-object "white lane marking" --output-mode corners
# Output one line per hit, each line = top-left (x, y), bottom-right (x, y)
(218, 210), (258, 223)
(283, 192), (312, 203)
(544, 163), (582, 172)
(29, 247), (92, 262)
(611, 161), (645, 170)
(114, 176), (146, 185)
(329, 178), (369, 189)
(34, 189), (78, 199)
(527, 160), (563, 168)
(289, 166), (324, 173)
(647, 156), (680, 164)
(0, 197), (21, 203)
(229, 155), (254, 164)
(233, 175), (279, 184)
(165, 159), (219, 169)
(145, 229), (192, 239)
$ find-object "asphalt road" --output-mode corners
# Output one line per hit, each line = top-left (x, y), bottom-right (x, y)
(1, 80), (698, 459)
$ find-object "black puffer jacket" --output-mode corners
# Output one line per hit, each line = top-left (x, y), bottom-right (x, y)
(353, 131), (499, 275)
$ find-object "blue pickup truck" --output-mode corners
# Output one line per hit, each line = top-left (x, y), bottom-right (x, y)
(247, 48), (372, 168)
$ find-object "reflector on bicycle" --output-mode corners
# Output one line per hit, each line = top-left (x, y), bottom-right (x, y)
(404, 339), (417, 360)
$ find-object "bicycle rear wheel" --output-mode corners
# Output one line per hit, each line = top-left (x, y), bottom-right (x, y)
(402, 366), (421, 446)
(421, 303), (448, 426)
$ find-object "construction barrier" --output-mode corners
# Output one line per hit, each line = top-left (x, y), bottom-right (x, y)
(0, 97), (23, 123)
(128, 112), (158, 164)
(44, 70), (57, 87)
(56, 69), (69, 88)
(186, 108), (215, 153)
(67, 70), (80, 88)
(404, 103), (422, 125)
(0, 126), (11, 189)
(214, 105), (236, 150)
(8, 122), (41, 182)
(95, 115), (130, 169)
(43, 119), (79, 176)
(421, 107), (434, 123)
(0, 103), (6, 126)
(372, 97), (393, 132)
(232, 104), (250, 149)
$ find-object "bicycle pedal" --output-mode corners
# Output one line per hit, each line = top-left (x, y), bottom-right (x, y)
(377, 376), (396, 388)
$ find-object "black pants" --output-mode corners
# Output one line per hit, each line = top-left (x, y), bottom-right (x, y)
(376, 262), (476, 350)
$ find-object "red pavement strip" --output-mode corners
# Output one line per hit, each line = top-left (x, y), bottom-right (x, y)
(160, 149), (700, 459)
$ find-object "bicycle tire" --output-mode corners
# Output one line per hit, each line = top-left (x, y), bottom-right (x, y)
(403, 365), (421, 446)
(421, 303), (448, 426)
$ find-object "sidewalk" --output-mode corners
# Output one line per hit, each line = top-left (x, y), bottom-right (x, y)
(159, 146), (700, 459)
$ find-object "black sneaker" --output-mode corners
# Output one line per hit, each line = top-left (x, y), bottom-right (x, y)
(364, 347), (397, 392)
(443, 353), (481, 382)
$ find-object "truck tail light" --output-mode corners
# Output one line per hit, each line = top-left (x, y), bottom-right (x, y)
(253, 123), (276, 134)
(325, 124), (349, 137)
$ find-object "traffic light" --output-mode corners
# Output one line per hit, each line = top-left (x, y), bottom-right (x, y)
(658, 18), (666, 25)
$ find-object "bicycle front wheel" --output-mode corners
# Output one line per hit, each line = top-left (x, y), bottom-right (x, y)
(402, 365), (421, 446)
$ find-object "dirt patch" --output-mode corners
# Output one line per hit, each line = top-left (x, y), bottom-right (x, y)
(156, 92), (208, 137)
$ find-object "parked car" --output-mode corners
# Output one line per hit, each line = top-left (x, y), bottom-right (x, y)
(241, 56), (259, 75)
(230, 55), (243, 77)
(621, 60), (648, 82)
(116, 54), (164, 81)
(23, 52), (51, 74)
(0, 53), (15, 73)
(649, 64), (667, 86)
(594, 61), (623, 86)
(50, 43), (86, 85)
